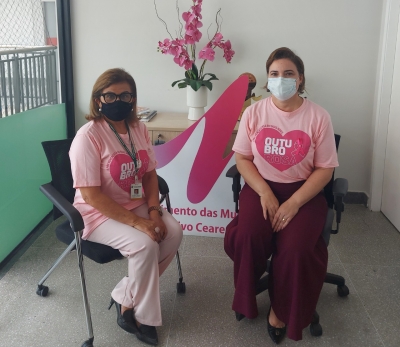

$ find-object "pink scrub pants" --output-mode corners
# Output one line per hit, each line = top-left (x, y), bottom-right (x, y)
(87, 203), (183, 326)
(224, 181), (328, 340)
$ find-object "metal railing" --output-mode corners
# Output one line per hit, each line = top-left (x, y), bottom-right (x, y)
(0, 46), (58, 117)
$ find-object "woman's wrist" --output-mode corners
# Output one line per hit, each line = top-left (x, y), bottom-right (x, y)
(258, 185), (273, 198)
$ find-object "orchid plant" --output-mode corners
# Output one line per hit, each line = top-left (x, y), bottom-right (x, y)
(156, 0), (235, 91)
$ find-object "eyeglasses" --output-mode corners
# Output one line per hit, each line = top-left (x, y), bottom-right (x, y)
(100, 92), (135, 104)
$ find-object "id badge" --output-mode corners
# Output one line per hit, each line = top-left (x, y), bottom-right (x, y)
(131, 182), (143, 199)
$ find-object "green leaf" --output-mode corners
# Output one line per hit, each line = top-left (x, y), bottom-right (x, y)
(204, 76), (219, 82)
(177, 82), (187, 89)
(202, 73), (218, 79)
(172, 78), (191, 88)
(191, 64), (199, 79)
(202, 80), (213, 91)
(189, 79), (202, 91)
(172, 79), (186, 87)
(186, 70), (195, 80)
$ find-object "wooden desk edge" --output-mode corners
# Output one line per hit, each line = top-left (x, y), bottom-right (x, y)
(144, 112), (239, 132)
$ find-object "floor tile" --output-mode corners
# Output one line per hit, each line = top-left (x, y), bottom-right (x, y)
(344, 263), (400, 347)
(182, 234), (227, 258)
(331, 205), (400, 266)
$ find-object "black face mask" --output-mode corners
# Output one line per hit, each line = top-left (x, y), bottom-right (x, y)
(100, 101), (132, 121)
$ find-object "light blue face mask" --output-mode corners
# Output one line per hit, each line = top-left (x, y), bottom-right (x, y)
(267, 77), (297, 101)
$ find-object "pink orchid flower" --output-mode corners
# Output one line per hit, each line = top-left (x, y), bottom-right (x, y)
(199, 46), (215, 61)
(192, 4), (202, 18)
(158, 39), (171, 54)
(185, 29), (202, 44)
(183, 58), (194, 70)
(156, 0), (234, 88)
(224, 39), (232, 50)
(212, 33), (223, 45)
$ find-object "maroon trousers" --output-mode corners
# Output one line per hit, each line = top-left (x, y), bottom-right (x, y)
(224, 181), (328, 341)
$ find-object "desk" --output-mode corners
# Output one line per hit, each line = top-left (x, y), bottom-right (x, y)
(144, 112), (239, 156)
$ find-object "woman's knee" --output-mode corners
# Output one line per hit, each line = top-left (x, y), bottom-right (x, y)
(166, 220), (183, 248)
(163, 215), (183, 242)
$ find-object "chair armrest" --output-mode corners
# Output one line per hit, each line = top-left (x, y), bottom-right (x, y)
(333, 178), (348, 198)
(226, 165), (240, 179)
(157, 175), (169, 195)
(226, 165), (242, 213)
(40, 183), (84, 233)
(331, 177), (348, 229)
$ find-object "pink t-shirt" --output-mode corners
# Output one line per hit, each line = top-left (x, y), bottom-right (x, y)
(233, 97), (339, 183)
(69, 119), (157, 239)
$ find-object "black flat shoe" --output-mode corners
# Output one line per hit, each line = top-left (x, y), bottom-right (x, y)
(108, 298), (140, 336)
(235, 311), (245, 321)
(137, 324), (158, 346)
(267, 306), (286, 345)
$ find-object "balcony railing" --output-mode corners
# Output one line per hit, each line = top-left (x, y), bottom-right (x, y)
(0, 46), (58, 118)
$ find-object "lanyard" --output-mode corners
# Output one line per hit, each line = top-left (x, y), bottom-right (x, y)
(108, 121), (139, 173)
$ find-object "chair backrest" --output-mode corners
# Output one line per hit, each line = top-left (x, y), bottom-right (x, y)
(323, 134), (341, 209)
(42, 138), (74, 220)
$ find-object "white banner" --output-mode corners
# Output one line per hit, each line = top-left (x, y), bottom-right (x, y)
(154, 76), (248, 237)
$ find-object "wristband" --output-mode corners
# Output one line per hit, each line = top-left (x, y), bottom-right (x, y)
(148, 206), (163, 216)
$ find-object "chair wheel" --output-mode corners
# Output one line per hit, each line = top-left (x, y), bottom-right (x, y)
(337, 285), (349, 297)
(177, 282), (186, 294)
(81, 338), (94, 347)
(311, 311), (320, 325)
(310, 322), (323, 337)
(36, 285), (49, 297)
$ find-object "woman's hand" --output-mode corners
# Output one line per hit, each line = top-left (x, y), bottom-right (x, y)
(271, 198), (300, 232)
(271, 167), (334, 232)
(131, 216), (163, 243)
(260, 190), (280, 222)
(149, 213), (167, 241)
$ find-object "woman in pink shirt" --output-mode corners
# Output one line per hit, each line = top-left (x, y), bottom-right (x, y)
(69, 68), (183, 346)
(224, 48), (338, 343)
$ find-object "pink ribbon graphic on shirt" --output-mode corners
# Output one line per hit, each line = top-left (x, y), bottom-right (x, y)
(255, 128), (311, 171)
(292, 138), (307, 158)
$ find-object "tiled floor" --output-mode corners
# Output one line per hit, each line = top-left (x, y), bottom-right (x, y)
(1, 204), (399, 347)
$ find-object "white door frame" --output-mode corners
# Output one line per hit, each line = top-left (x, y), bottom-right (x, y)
(370, 0), (400, 211)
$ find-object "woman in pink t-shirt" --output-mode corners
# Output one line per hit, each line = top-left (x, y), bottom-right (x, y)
(224, 48), (338, 343)
(69, 68), (182, 346)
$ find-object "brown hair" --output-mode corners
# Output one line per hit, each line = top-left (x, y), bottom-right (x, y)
(86, 68), (138, 122)
(266, 47), (305, 94)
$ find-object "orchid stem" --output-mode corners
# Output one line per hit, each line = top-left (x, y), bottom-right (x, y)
(154, 0), (173, 40)
(199, 59), (207, 79)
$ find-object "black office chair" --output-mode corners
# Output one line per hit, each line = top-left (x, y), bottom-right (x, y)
(36, 138), (185, 347)
(226, 134), (348, 337)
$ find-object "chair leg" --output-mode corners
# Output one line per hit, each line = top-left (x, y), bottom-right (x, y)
(74, 231), (95, 346)
(310, 311), (323, 336)
(175, 251), (186, 294)
(256, 274), (269, 295)
(36, 239), (77, 297)
(324, 272), (350, 297)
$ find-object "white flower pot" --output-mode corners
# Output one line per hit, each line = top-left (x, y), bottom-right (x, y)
(187, 86), (208, 120)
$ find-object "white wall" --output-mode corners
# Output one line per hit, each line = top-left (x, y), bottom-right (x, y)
(70, 0), (384, 194)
